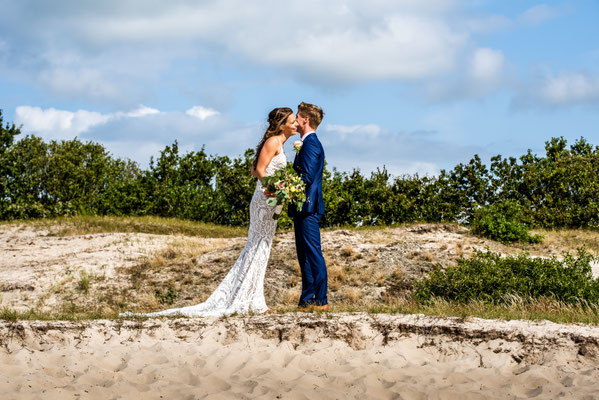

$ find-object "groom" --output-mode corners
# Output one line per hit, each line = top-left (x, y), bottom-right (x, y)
(289, 102), (328, 311)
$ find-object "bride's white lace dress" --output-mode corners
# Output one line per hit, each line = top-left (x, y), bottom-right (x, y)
(120, 148), (286, 318)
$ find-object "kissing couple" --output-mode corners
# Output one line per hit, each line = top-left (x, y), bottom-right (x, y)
(121, 102), (328, 318)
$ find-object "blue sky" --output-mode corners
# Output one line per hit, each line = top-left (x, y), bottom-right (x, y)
(1, 1), (598, 176)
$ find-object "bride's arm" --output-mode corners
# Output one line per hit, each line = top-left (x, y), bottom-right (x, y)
(252, 137), (279, 181)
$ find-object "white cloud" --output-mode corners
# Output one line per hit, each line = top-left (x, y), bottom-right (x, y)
(123, 105), (160, 117)
(518, 4), (561, 25)
(25, 44), (179, 105)
(13, 104), (251, 167)
(0, 0), (470, 97)
(0, 1), (576, 109)
(253, 14), (465, 83)
(15, 104), (222, 142)
(14, 104), (188, 141)
(14, 106), (111, 140)
(538, 72), (599, 105)
(427, 47), (508, 101)
(186, 106), (220, 120)
(469, 48), (506, 86)
(513, 71), (599, 108)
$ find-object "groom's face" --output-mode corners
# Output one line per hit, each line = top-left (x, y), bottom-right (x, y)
(296, 112), (308, 134)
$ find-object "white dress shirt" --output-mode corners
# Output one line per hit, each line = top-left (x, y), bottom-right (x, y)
(301, 131), (315, 141)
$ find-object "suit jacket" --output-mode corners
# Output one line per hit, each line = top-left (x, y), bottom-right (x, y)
(289, 133), (325, 217)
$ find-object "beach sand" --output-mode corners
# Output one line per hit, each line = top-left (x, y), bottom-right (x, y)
(2, 313), (599, 399)
(2, 223), (599, 398)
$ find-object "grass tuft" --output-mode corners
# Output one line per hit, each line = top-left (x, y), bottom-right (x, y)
(0, 307), (19, 322)
(78, 271), (90, 294)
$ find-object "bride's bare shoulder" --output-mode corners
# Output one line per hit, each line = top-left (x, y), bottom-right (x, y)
(263, 136), (282, 153)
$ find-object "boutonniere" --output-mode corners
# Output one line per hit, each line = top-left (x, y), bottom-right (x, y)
(293, 140), (303, 153)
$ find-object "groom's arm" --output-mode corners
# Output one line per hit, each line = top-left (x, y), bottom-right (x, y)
(298, 140), (321, 186)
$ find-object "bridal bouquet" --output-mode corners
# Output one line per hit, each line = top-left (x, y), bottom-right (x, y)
(261, 163), (306, 219)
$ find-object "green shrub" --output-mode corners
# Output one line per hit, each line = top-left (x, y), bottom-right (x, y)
(414, 249), (599, 304)
(3, 108), (599, 230)
(471, 199), (542, 244)
(154, 286), (178, 305)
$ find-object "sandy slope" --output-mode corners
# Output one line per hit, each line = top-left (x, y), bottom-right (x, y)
(2, 313), (599, 399)
(3, 222), (597, 314)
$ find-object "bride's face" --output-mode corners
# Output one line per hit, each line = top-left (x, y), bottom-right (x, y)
(281, 114), (298, 137)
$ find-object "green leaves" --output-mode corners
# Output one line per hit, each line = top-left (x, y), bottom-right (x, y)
(1, 107), (599, 230)
(414, 249), (599, 305)
(471, 199), (542, 244)
(260, 162), (306, 215)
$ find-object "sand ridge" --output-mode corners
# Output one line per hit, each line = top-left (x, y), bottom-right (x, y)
(2, 313), (599, 399)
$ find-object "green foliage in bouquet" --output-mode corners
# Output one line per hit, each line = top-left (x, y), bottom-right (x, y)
(471, 199), (543, 244)
(260, 163), (306, 215)
(414, 248), (599, 304)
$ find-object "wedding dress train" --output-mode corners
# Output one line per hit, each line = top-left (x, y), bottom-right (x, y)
(120, 148), (286, 318)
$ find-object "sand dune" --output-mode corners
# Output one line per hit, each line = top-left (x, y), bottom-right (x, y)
(2, 313), (599, 399)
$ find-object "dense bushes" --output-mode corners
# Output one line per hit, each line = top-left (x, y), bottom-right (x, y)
(471, 199), (542, 244)
(414, 249), (599, 304)
(2, 108), (599, 230)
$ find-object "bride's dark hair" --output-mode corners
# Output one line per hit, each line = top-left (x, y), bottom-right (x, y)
(252, 107), (293, 171)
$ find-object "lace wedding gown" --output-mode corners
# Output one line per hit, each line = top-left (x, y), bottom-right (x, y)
(120, 148), (286, 318)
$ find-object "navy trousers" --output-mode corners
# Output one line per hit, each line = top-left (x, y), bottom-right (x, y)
(294, 213), (328, 306)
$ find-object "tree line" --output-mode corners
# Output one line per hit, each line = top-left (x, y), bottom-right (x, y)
(1, 109), (598, 229)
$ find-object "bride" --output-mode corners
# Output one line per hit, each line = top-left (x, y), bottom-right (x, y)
(120, 107), (297, 318)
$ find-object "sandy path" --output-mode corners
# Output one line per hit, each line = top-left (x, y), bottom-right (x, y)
(2, 313), (599, 399)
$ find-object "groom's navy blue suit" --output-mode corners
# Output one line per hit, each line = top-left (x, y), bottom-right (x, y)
(288, 132), (327, 307)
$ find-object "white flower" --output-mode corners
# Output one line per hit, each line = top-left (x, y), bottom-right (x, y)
(293, 140), (303, 153)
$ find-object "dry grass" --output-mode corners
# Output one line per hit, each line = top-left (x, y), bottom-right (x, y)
(529, 229), (599, 256)
(373, 270), (386, 286)
(12, 215), (247, 238)
(6, 296), (599, 325)
(280, 288), (301, 306)
(327, 264), (347, 292)
(35, 237), (241, 317)
(340, 245), (357, 258)
(374, 296), (599, 326)
(339, 287), (362, 304)
(365, 231), (394, 245)
(421, 251), (434, 262)
(391, 266), (405, 280)
(3, 219), (599, 325)
(367, 254), (379, 263)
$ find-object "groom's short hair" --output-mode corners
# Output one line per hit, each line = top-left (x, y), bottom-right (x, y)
(298, 102), (324, 130)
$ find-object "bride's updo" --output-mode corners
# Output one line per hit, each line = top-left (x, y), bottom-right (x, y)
(252, 107), (293, 170)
